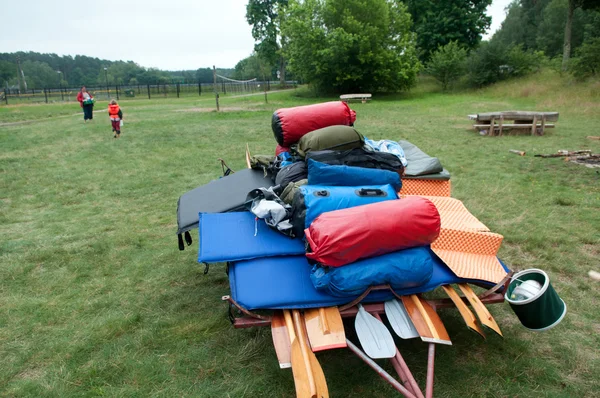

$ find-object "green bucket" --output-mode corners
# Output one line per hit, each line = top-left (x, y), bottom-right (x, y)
(505, 269), (566, 331)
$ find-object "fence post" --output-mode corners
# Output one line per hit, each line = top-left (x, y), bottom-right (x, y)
(4, 89), (7, 105)
(44, 88), (48, 103)
(198, 82), (201, 96)
(147, 84), (151, 99)
(177, 83), (180, 98)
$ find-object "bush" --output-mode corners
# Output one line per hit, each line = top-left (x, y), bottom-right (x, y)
(571, 38), (600, 79)
(426, 41), (468, 90)
(507, 46), (544, 77)
(467, 41), (544, 87)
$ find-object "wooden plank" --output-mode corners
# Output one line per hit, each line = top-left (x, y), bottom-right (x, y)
(473, 124), (555, 129)
(474, 111), (559, 122)
(531, 115), (537, 135)
(340, 93), (372, 100)
(540, 115), (546, 136)
(489, 117), (495, 137)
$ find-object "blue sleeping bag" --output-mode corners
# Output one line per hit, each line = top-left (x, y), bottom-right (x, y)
(307, 159), (402, 191)
(291, 184), (398, 237)
(310, 246), (434, 297)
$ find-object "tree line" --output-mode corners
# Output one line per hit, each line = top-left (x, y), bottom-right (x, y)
(237, 0), (600, 93)
(0, 52), (235, 91)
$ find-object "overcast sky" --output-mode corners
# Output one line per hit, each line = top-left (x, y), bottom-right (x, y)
(1, 0), (512, 70)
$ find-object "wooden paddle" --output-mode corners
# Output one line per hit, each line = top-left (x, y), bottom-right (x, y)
(283, 310), (315, 398)
(401, 295), (452, 345)
(293, 310), (329, 398)
(271, 311), (292, 368)
(441, 285), (485, 338)
(304, 307), (347, 352)
(457, 284), (503, 337)
(245, 143), (252, 169)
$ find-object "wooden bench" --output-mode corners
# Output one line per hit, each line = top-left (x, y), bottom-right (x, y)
(340, 93), (372, 104)
(468, 111), (559, 136)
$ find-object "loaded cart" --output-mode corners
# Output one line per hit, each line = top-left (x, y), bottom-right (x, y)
(176, 102), (566, 397)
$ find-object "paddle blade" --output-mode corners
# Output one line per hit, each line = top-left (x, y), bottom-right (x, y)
(457, 284), (503, 337)
(283, 310), (314, 398)
(305, 307), (347, 352)
(419, 298), (452, 346)
(441, 285), (485, 338)
(295, 311), (330, 398)
(384, 299), (419, 339)
(271, 311), (292, 368)
(401, 296), (435, 342)
(355, 304), (396, 359)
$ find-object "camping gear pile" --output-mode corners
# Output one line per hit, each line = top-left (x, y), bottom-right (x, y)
(175, 101), (566, 397)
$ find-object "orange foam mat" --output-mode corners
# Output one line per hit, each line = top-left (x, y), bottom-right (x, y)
(403, 195), (508, 284)
(399, 179), (451, 197)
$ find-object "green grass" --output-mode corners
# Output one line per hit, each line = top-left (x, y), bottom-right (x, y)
(1, 72), (599, 397)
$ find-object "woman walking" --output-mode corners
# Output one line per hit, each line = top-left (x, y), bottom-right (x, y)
(76, 86), (94, 122)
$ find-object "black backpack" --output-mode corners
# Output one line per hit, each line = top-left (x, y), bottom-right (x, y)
(306, 148), (404, 175)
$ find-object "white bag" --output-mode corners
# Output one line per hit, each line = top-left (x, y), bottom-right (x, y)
(120, 120), (124, 127)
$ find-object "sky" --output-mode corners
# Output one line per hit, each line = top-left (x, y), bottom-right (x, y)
(1, 0), (513, 71)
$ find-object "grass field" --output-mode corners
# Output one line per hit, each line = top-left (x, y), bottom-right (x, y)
(1, 71), (599, 397)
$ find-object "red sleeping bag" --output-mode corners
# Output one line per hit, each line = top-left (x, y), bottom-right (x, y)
(305, 196), (441, 267)
(275, 144), (290, 155)
(272, 101), (357, 147)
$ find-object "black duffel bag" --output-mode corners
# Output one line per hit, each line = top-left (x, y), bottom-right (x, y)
(306, 148), (405, 175)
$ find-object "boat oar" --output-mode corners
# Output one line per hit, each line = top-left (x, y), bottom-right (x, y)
(441, 285), (485, 338)
(293, 310), (329, 398)
(401, 295), (452, 345)
(271, 311), (292, 368)
(354, 304), (396, 359)
(384, 299), (419, 339)
(304, 307), (347, 352)
(283, 310), (315, 398)
(457, 284), (503, 337)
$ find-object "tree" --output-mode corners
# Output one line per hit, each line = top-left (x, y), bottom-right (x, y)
(246, 0), (288, 85)
(426, 41), (467, 90)
(562, 0), (600, 70)
(281, 0), (420, 93)
(405, 0), (492, 62)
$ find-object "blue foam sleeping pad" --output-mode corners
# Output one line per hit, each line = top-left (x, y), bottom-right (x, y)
(198, 212), (305, 263)
(307, 159), (402, 191)
(228, 246), (510, 310)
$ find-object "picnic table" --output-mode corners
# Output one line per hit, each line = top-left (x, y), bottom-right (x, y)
(340, 93), (372, 104)
(468, 111), (559, 136)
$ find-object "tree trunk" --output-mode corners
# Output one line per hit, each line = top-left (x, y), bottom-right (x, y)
(562, 0), (575, 71)
(279, 55), (286, 88)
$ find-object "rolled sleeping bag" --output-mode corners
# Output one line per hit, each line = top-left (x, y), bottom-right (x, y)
(296, 125), (364, 158)
(291, 184), (397, 238)
(275, 144), (290, 156)
(305, 196), (441, 267)
(272, 101), (357, 147)
(310, 246), (434, 297)
(307, 159), (402, 192)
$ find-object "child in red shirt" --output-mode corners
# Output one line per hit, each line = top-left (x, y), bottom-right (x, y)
(108, 100), (123, 138)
